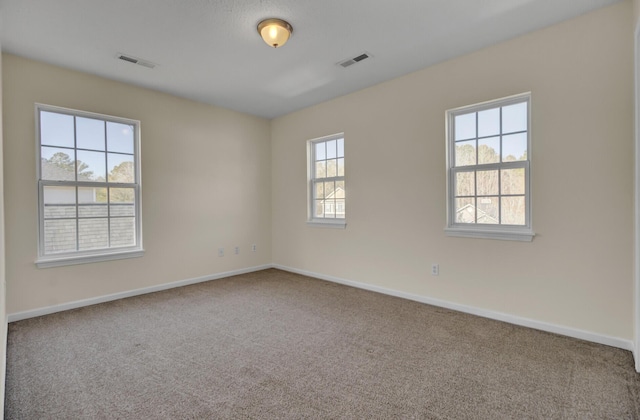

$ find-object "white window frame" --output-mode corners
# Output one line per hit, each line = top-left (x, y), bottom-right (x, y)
(307, 133), (346, 229)
(445, 93), (534, 242)
(35, 104), (144, 268)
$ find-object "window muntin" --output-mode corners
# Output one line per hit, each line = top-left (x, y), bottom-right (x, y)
(36, 104), (143, 266)
(308, 134), (346, 226)
(446, 94), (533, 241)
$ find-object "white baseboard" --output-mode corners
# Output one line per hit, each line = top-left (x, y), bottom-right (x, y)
(7, 264), (272, 323)
(273, 264), (635, 352)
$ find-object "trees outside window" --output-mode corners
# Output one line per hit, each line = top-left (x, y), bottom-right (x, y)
(446, 94), (533, 241)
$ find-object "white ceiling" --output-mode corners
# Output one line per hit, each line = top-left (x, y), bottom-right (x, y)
(0, 0), (622, 119)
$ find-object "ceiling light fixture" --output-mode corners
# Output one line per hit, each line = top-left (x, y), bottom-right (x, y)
(257, 18), (293, 48)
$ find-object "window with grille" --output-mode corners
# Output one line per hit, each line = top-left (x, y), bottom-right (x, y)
(36, 104), (143, 267)
(446, 93), (533, 241)
(308, 134), (346, 228)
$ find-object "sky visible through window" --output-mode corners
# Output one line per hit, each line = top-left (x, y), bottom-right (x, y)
(454, 102), (527, 162)
(40, 111), (134, 182)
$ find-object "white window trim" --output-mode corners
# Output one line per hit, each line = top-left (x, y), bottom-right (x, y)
(36, 249), (145, 269)
(307, 133), (346, 229)
(445, 93), (534, 242)
(35, 103), (144, 268)
(307, 219), (347, 229)
(444, 226), (533, 242)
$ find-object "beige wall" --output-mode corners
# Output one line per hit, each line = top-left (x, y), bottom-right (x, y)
(3, 54), (272, 314)
(634, 0), (640, 30)
(272, 2), (634, 340)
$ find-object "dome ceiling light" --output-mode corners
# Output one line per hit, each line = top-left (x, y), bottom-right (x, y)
(257, 18), (293, 48)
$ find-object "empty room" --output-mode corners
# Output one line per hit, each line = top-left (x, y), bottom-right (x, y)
(1, 0), (640, 418)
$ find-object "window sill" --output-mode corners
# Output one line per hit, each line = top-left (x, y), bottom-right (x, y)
(36, 249), (145, 268)
(307, 219), (347, 229)
(445, 227), (534, 242)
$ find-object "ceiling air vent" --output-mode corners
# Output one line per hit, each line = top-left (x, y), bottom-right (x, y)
(116, 53), (157, 69)
(338, 52), (372, 68)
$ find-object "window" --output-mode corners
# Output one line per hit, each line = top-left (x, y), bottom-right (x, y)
(36, 104), (143, 267)
(308, 134), (346, 228)
(445, 93), (534, 241)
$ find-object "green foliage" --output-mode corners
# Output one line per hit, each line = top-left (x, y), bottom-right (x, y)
(109, 161), (135, 183)
(43, 152), (94, 180)
(45, 152), (134, 203)
(96, 161), (134, 203)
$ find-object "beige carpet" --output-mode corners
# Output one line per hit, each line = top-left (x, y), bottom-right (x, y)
(5, 268), (640, 419)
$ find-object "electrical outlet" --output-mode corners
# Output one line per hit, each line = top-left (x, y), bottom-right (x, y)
(218, 248), (224, 257)
(431, 264), (439, 276)
(252, 244), (257, 252)
(234, 246), (239, 255)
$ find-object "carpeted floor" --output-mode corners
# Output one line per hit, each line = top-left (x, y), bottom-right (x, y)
(5, 268), (640, 419)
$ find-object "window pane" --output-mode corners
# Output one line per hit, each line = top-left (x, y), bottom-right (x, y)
(323, 198), (336, 218)
(76, 117), (105, 151)
(478, 108), (500, 137)
(477, 197), (499, 224)
(38, 107), (141, 258)
(335, 181), (345, 198)
(501, 196), (526, 225)
(43, 186), (76, 219)
(501, 169), (525, 195)
(315, 161), (326, 178)
(107, 122), (134, 154)
(455, 197), (475, 224)
(455, 141), (476, 167)
(454, 113), (476, 141)
(502, 102), (527, 134)
(110, 188), (135, 217)
(324, 181), (335, 198)
(40, 111), (74, 148)
(477, 170), (498, 196)
(41, 147), (75, 181)
(478, 137), (500, 164)
(108, 153), (135, 183)
(326, 140), (337, 159)
(502, 133), (527, 162)
(44, 219), (77, 253)
(110, 217), (136, 247)
(78, 218), (108, 250)
(327, 159), (337, 177)
(448, 96), (529, 233)
(335, 199), (345, 219)
(337, 158), (345, 176)
(455, 172), (474, 197)
(315, 200), (324, 218)
(78, 187), (107, 217)
(309, 135), (345, 221)
(315, 142), (326, 161)
(315, 182), (324, 199)
(76, 150), (106, 182)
